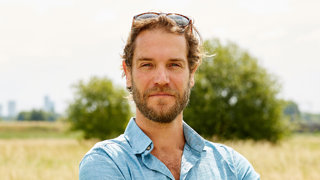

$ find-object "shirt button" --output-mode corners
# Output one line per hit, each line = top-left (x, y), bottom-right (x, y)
(146, 145), (151, 150)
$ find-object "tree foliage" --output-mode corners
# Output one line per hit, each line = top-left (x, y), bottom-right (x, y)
(283, 100), (301, 122)
(184, 39), (286, 142)
(17, 109), (58, 121)
(67, 76), (131, 139)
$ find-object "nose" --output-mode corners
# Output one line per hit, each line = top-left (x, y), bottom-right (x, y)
(154, 66), (169, 86)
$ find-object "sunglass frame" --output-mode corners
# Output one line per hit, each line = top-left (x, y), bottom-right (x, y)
(133, 12), (192, 29)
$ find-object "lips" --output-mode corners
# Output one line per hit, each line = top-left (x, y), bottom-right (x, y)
(148, 92), (174, 97)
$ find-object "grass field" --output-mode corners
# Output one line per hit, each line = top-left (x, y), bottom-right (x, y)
(0, 121), (319, 180)
(223, 134), (320, 180)
(0, 121), (80, 139)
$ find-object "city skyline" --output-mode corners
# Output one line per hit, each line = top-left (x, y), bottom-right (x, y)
(0, 95), (56, 117)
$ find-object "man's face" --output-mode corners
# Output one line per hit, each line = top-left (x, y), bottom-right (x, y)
(125, 29), (196, 123)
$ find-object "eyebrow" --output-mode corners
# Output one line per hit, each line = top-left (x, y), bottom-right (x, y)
(136, 57), (186, 62)
(169, 58), (186, 62)
(136, 57), (153, 62)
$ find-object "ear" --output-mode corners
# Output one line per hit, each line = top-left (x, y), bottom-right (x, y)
(189, 64), (199, 88)
(122, 60), (132, 88)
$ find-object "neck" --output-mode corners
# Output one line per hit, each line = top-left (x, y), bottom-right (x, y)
(135, 110), (185, 151)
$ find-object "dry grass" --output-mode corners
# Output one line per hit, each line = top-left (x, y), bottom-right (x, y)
(0, 121), (319, 180)
(0, 139), (96, 180)
(0, 121), (80, 139)
(222, 134), (320, 180)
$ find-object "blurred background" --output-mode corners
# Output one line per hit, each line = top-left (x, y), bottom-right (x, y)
(0, 0), (319, 179)
(0, 0), (319, 116)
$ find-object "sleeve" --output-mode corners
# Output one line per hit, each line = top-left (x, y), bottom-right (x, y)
(79, 153), (125, 180)
(232, 149), (260, 180)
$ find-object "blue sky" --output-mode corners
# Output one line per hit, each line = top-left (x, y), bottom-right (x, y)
(0, 0), (319, 114)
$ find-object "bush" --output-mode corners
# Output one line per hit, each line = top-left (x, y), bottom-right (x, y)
(67, 76), (132, 139)
(184, 39), (287, 142)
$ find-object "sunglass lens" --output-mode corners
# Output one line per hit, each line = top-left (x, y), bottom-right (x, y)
(135, 13), (159, 20)
(167, 15), (189, 27)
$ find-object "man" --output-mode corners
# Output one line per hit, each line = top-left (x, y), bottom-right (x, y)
(79, 12), (260, 180)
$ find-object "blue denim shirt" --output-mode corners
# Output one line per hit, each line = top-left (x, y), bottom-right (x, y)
(79, 118), (260, 180)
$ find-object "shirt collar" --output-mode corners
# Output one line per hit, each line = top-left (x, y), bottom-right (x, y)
(183, 121), (205, 153)
(124, 117), (205, 154)
(124, 117), (153, 154)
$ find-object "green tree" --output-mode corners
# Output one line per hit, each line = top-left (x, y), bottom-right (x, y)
(67, 76), (132, 139)
(283, 100), (301, 122)
(17, 111), (31, 121)
(30, 109), (47, 121)
(17, 109), (58, 121)
(184, 39), (286, 142)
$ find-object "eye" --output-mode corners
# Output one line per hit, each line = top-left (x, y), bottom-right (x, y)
(169, 63), (181, 67)
(140, 63), (153, 68)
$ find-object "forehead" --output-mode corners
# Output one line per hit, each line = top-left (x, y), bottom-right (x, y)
(133, 29), (187, 61)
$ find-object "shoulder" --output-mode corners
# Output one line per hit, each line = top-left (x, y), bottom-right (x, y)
(92, 135), (131, 155)
(79, 135), (132, 180)
(203, 140), (260, 180)
(203, 140), (234, 156)
(83, 135), (132, 162)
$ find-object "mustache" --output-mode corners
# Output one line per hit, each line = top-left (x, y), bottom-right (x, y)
(143, 86), (178, 98)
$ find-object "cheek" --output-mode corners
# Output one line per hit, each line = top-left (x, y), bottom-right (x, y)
(133, 72), (151, 89)
(172, 75), (190, 91)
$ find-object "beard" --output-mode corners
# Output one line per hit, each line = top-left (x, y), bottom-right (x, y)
(131, 80), (191, 123)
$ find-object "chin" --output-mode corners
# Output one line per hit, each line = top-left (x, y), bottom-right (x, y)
(149, 103), (173, 112)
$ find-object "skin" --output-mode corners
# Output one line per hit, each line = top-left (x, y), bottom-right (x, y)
(123, 28), (198, 180)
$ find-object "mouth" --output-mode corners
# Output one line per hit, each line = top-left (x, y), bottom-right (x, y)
(148, 92), (174, 97)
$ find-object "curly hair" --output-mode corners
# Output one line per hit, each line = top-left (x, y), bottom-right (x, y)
(122, 15), (202, 73)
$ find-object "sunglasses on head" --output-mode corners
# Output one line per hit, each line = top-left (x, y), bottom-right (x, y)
(133, 12), (192, 29)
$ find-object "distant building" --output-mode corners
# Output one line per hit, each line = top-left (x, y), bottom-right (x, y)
(44, 95), (55, 113)
(8, 100), (16, 118)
